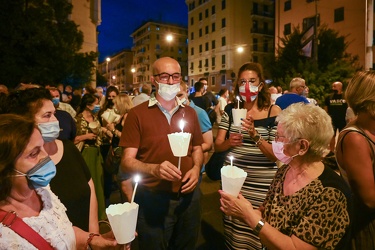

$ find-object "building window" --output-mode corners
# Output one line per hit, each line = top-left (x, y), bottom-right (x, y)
(284, 0), (291, 11)
(199, 29), (202, 37)
(190, 62), (194, 70)
(205, 59), (209, 67)
(199, 12), (202, 21)
(191, 47), (194, 56)
(191, 32), (194, 40)
(222, 0), (226, 10)
(156, 34), (160, 40)
(284, 23), (291, 35)
(211, 76), (216, 86)
(221, 75), (226, 85)
(199, 60), (202, 68)
(253, 38), (258, 51)
(205, 8), (209, 18)
(212, 22), (216, 32)
(222, 18), (226, 28)
(212, 57), (216, 66)
(303, 16), (319, 30)
(334, 7), (344, 22)
(156, 26), (160, 30)
(253, 56), (258, 62)
(190, 17), (194, 25)
(264, 22), (268, 34)
(205, 26), (209, 34)
(199, 44), (203, 53)
(212, 40), (216, 49)
(263, 39), (269, 52)
(253, 2), (258, 14)
(212, 5), (216, 15)
(221, 36), (226, 46)
(222, 54), (226, 65)
(205, 42), (209, 51)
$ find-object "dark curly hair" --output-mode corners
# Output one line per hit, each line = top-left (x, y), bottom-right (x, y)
(234, 62), (271, 110)
(0, 114), (35, 201)
(4, 88), (52, 119)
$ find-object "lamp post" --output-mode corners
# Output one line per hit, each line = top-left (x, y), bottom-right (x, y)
(106, 57), (111, 84)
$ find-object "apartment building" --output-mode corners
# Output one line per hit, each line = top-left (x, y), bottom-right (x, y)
(130, 21), (188, 87)
(98, 50), (134, 91)
(186, 0), (275, 93)
(276, 0), (374, 70)
(70, 0), (101, 87)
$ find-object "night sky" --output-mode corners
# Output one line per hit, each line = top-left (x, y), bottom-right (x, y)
(98, 0), (188, 62)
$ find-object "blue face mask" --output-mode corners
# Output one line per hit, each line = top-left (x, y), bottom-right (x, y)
(38, 121), (60, 142)
(14, 156), (56, 189)
(92, 104), (100, 114)
(52, 97), (60, 106)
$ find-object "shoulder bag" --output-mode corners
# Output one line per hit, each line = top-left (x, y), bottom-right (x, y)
(0, 209), (54, 249)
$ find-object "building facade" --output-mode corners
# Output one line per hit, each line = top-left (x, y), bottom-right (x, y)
(131, 21), (188, 87)
(186, 0), (275, 93)
(275, 0), (374, 70)
(98, 50), (134, 92)
(70, 0), (101, 87)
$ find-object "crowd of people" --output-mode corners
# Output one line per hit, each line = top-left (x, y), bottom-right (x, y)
(0, 57), (374, 249)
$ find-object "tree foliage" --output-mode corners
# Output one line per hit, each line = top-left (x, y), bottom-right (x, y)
(0, 0), (97, 88)
(267, 25), (361, 106)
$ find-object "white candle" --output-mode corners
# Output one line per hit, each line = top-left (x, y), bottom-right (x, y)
(236, 96), (241, 109)
(131, 174), (141, 203)
(229, 155), (234, 167)
(179, 119), (185, 133)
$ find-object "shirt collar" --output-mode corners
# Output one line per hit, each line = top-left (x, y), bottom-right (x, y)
(148, 93), (186, 108)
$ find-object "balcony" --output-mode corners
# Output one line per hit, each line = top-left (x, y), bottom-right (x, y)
(251, 28), (274, 36)
(251, 10), (274, 19)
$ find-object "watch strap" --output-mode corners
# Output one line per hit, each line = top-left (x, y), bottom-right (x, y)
(253, 218), (265, 236)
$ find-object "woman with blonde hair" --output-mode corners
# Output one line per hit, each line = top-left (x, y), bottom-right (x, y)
(105, 94), (134, 201)
(336, 70), (375, 249)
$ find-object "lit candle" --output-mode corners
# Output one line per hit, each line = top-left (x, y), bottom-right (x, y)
(236, 96), (241, 109)
(131, 174), (141, 203)
(229, 155), (234, 167)
(179, 119), (185, 133)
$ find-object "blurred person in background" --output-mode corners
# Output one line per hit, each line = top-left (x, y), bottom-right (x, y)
(216, 88), (229, 124)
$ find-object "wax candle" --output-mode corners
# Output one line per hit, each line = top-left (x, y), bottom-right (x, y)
(131, 174), (141, 203)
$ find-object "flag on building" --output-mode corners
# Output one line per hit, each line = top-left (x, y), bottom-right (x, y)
(300, 25), (314, 58)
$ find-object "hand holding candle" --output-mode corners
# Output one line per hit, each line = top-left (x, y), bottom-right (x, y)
(167, 119), (192, 170)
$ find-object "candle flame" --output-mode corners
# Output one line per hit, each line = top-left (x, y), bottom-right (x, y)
(179, 120), (185, 132)
(236, 96), (242, 102)
(134, 174), (141, 183)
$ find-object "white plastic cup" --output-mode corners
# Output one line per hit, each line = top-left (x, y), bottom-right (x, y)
(221, 165), (247, 197)
(89, 122), (99, 134)
(106, 202), (139, 244)
(232, 108), (247, 126)
(167, 132), (192, 157)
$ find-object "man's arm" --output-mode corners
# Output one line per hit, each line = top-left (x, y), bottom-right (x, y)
(181, 144), (203, 193)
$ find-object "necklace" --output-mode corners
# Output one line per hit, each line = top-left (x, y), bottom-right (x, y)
(290, 167), (307, 184)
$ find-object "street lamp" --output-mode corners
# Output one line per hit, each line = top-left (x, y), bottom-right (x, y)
(112, 75), (116, 85)
(166, 34), (173, 42)
(106, 57), (111, 84)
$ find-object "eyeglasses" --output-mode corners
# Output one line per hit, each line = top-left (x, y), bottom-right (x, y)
(239, 78), (258, 86)
(275, 132), (302, 143)
(153, 73), (181, 82)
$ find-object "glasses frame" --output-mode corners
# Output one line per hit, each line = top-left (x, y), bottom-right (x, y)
(153, 72), (181, 82)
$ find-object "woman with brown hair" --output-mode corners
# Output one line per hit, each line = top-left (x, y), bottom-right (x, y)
(214, 62), (281, 249)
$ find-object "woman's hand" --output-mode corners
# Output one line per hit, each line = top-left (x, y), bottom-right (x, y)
(241, 116), (257, 138)
(228, 133), (243, 147)
(106, 123), (115, 132)
(219, 191), (253, 220)
(86, 133), (97, 140)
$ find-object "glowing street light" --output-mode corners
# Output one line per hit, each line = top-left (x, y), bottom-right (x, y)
(106, 57), (111, 83)
(236, 46), (244, 53)
(166, 34), (173, 42)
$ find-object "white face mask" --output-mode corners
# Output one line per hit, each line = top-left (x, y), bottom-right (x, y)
(157, 81), (180, 101)
(272, 141), (299, 164)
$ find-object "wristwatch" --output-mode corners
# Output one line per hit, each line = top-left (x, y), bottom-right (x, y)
(253, 218), (265, 236)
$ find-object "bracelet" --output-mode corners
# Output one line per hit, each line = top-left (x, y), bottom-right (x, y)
(253, 218), (265, 236)
(112, 129), (116, 134)
(85, 233), (100, 250)
(255, 137), (263, 146)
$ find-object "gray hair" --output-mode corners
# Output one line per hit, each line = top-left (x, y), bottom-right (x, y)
(289, 77), (305, 90)
(276, 103), (333, 160)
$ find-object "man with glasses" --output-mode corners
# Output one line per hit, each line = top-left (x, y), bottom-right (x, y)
(275, 77), (310, 110)
(119, 57), (204, 249)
